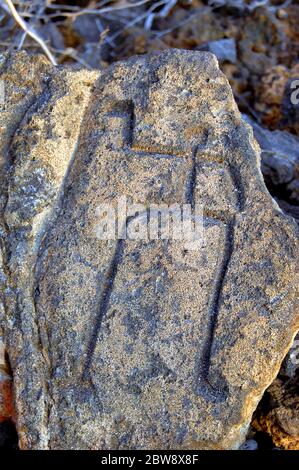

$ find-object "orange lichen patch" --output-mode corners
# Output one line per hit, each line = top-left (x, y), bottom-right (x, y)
(0, 340), (15, 423)
(0, 372), (14, 423)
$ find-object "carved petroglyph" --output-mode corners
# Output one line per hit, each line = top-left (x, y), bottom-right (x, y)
(1, 51), (298, 450)
(82, 99), (242, 405)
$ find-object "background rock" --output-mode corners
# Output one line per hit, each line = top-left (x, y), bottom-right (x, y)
(243, 115), (299, 222)
(252, 334), (299, 450)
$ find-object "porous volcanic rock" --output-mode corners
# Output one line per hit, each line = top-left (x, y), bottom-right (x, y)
(252, 372), (299, 450)
(0, 50), (298, 450)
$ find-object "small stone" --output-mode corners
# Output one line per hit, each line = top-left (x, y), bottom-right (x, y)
(276, 9), (288, 20)
(243, 114), (299, 219)
(199, 38), (237, 64)
(239, 439), (258, 450)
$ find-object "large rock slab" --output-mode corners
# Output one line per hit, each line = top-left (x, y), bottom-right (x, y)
(0, 50), (298, 450)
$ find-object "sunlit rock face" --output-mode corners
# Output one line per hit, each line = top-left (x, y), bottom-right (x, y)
(0, 50), (298, 450)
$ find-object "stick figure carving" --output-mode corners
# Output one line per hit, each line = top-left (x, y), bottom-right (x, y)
(83, 99), (243, 403)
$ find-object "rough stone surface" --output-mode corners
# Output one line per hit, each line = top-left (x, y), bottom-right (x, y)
(253, 374), (299, 450)
(0, 50), (298, 450)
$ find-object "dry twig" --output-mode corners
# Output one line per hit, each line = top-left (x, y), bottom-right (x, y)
(2, 0), (57, 65)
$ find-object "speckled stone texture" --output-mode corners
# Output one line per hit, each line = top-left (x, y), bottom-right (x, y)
(0, 50), (298, 450)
